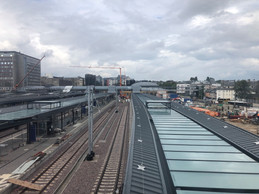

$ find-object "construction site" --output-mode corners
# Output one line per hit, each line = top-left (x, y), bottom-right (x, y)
(188, 100), (259, 135)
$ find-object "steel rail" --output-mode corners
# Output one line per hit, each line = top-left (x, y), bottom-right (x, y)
(16, 104), (115, 194)
(93, 105), (128, 193)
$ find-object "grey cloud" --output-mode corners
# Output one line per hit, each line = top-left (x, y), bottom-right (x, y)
(177, 0), (232, 20)
(0, 0), (259, 81)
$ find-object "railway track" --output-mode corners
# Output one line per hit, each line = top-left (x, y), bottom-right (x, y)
(12, 103), (116, 194)
(0, 125), (26, 140)
(92, 104), (129, 193)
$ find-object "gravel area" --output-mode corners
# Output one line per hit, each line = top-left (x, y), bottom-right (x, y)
(7, 101), (116, 194)
(225, 119), (259, 135)
(63, 103), (130, 194)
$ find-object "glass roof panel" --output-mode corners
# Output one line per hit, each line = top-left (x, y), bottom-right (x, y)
(157, 126), (202, 130)
(158, 131), (213, 135)
(177, 191), (238, 194)
(148, 105), (259, 191)
(0, 96), (89, 121)
(155, 122), (200, 126)
(156, 126), (203, 129)
(158, 135), (221, 140)
(0, 109), (44, 120)
(163, 145), (240, 153)
(161, 139), (229, 146)
(168, 160), (259, 173)
(164, 151), (254, 162)
(171, 172), (259, 190)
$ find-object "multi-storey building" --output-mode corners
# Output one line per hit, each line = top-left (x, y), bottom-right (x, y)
(96, 75), (103, 86)
(176, 83), (190, 94)
(85, 74), (96, 86)
(41, 76), (59, 86)
(41, 76), (85, 87)
(104, 78), (117, 86)
(220, 80), (235, 89)
(0, 51), (40, 91)
(216, 88), (235, 101)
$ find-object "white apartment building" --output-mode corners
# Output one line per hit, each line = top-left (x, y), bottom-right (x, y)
(216, 88), (235, 100)
(156, 90), (168, 99)
(176, 84), (190, 94)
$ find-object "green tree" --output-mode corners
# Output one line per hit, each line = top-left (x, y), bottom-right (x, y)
(199, 85), (205, 99)
(158, 80), (176, 89)
(255, 81), (259, 97)
(206, 77), (215, 83)
(234, 80), (251, 99)
(190, 76), (198, 82)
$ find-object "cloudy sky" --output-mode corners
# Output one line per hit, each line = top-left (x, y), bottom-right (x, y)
(0, 0), (259, 81)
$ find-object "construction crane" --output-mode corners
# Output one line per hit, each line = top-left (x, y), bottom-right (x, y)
(70, 66), (123, 86)
(14, 55), (45, 90)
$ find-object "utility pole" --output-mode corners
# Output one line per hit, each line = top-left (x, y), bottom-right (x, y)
(115, 86), (118, 113)
(85, 86), (95, 161)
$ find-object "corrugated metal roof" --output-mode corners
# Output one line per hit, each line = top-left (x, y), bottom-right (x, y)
(134, 94), (259, 193)
(149, 108), (259, 192)
(123, 94), (170, 194)
(142, 93), (259, 162)
(170, 102), (259, 162)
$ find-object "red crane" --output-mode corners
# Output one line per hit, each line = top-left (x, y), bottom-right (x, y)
(14, 55), (45, 90)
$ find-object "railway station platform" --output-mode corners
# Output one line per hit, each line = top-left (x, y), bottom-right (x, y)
(0, 117), (86, 191)
(0, 94), (113, 154)
(0, 101), (114, 192)
(2, 91), (259, 193)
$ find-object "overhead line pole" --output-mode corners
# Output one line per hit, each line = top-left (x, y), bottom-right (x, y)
(86, 85), (95, 161)
(119, 67), (122, 87)
(115, 86), (118, 113)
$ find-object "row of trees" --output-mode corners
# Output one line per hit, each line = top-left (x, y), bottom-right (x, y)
(190, 78), (259, 100)
(190, 76), (215, 83)
(234, 80), (251, 99)
(157, 80), (176, 89)
(234, 80), (259, 99)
